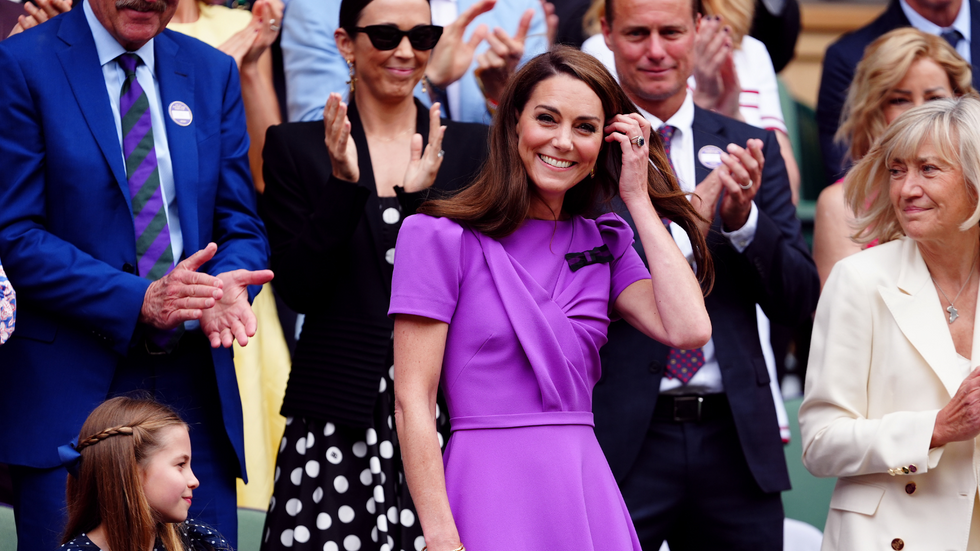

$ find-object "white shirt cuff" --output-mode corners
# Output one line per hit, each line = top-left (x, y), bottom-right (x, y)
(721, 201), (758, 253)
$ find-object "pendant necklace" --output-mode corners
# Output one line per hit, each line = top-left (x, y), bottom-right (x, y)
(932, 250), (979, 324)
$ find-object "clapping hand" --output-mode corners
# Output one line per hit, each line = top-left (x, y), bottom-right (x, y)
(692, 15), (741, 119)
(201, 267), (274, 348)
(323, 93), (359, 182)
(425, 0), (495, 89)
(7, 0), (71, 38)
(689, 139), (765, 235)
(474, 8), (534, 104)
(403, 103), (447, 193)
(218, 0), (284, 69)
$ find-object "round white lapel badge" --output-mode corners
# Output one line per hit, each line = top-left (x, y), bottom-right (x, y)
(698, 145), (724, 169)
(169, 101), (193, 127)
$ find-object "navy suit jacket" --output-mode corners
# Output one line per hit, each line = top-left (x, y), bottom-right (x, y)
(593, 108), (820, 495)
(816, 0), (980, 184)
(0, 7), (269, 474)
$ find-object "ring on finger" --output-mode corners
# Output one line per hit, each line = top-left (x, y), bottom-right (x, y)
(630, 136), (645, 147)
(437, 150), (445, 158)
(270, 24), (280, 31)
(739, 180), (752, 190)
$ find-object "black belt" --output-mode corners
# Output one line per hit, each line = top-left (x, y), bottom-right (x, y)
(652, 393), (730, 422)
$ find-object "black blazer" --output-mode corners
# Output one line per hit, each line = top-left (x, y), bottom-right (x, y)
(593, 108), (820, 495)
(816, 0), (980, 184)
(260, 100), (488, 427)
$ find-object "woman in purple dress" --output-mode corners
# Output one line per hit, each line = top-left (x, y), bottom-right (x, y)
(388, 47), (714, 550)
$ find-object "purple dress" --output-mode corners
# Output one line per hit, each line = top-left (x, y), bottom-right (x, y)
(389, 213), (651, 550)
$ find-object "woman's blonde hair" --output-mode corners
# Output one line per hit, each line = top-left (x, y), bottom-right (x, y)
(701, 0), (754, 47)
(62, 396), (190, 551)
(845, 96), (980, 245)
(836, 27), (974, 164)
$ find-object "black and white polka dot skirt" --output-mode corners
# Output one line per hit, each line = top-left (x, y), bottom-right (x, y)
(261, 365), (449, 551)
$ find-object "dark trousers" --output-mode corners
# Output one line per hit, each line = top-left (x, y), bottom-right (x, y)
(620, 412), (783, 551)
(11, 333), (239, 551)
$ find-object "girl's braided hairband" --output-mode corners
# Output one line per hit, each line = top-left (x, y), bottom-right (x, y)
(58, 424), (136, 477)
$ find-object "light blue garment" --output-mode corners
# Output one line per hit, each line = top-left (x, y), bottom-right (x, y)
(281, 0), (548, 123)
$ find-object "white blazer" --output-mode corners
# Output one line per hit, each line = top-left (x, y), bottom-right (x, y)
(801, 237), (979, 551)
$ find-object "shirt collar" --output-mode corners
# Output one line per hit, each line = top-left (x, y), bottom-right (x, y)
(899, 0), (971, 40)
(83, 0), (156, 72)
(636, 90), (695, 136)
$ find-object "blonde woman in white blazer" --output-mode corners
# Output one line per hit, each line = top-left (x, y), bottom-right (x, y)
(801, 97), (980, 551)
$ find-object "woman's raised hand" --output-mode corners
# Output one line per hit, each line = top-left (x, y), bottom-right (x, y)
(425, 0), (495, 89)
(604, 113), (653, 206)
(403, 103), (447, 193)
(323, 93), (359, 182)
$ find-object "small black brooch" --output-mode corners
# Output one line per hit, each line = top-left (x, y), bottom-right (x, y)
(565, 244), (613, 272)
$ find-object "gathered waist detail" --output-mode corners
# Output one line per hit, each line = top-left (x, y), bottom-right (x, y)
(450, 411), (594, 432)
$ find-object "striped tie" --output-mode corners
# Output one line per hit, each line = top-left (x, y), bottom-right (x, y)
(119, 54), (181, 352)
(657, 125), (706, 383)
(119, 53), (175, 281)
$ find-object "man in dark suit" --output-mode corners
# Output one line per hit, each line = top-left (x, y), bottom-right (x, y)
(594, 0), (819, 549)
(0, 0), (272, 549)
(817, 0), (980, 184)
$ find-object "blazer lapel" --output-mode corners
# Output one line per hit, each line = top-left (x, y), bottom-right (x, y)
(155, 33), (199, 255)
(878, 238), (962, 397)
(56, 9), (130, 209)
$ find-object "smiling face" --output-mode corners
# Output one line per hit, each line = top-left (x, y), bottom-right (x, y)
(141, 425), (198, 523)
(889, 140), (976, 245)
(883, 58), (955, 125)
(89, 0), (178, 52)
(516, 74), (604, 218)
(602, 0), (697, 120)
(336, 0), (433, 103)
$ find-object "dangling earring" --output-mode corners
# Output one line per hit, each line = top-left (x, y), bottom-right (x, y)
(346, 59), (357, 94)
(421, 77), (427, 95)
(590, 165), (596, 178)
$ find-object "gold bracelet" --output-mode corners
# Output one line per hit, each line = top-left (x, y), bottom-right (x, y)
(421, 545), (464, 551)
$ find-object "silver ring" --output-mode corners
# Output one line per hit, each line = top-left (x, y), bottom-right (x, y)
(631, 136), (645, 147)
(270, 24), (280, 31)
(739, 181), (752, 190)
(437, 149), (445, 158)
(269, 18), (276, 25)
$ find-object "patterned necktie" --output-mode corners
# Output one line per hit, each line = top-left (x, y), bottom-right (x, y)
(657, 125), (678, 178)
(119, 53), (175, 281)
(657, 125), (706, 383)
(941, 28), (963, 50)
(119, 54), (181, 351)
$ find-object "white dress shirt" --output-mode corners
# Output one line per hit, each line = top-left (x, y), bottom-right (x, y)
(900, 0), (972, 63)
(637, 92), (760, 395)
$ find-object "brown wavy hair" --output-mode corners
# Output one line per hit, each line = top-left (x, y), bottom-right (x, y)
(419, 46), (713, 288)
(62, 396), (189, 551)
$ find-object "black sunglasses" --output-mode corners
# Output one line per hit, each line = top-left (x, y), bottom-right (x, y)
(353, 25), (444, 51)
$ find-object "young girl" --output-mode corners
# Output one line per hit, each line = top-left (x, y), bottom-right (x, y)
(58, 396), (231, 551)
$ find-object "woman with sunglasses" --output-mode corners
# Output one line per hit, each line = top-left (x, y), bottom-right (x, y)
(258, 0), (489, 549)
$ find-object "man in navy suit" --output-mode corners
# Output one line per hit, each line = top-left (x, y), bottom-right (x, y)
(817, 0), (980, 184)
(0, 0), (272, 549)
(594, 0), (819, 548)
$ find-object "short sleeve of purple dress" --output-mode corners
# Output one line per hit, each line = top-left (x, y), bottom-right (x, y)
(389, 213), (649, 550)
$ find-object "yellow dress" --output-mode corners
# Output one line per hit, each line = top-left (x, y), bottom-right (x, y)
(168, 4), (291, 510)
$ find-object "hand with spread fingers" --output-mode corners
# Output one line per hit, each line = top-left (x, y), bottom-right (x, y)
(201, 267), (275, 348)
(474, 8), (534, 104)
(425, 0), (494, 90)
(603, 113), (653, 207)
(540, 0), (558, 45)
(718, 138), (764, 231)
(323, 93), (359, 183)
(403, 103), (447, 193)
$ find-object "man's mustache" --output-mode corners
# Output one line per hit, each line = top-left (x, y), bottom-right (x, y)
(114, 0), (166, 12)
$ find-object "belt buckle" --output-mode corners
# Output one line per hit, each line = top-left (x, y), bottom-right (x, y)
(673, 396), (704, 422)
